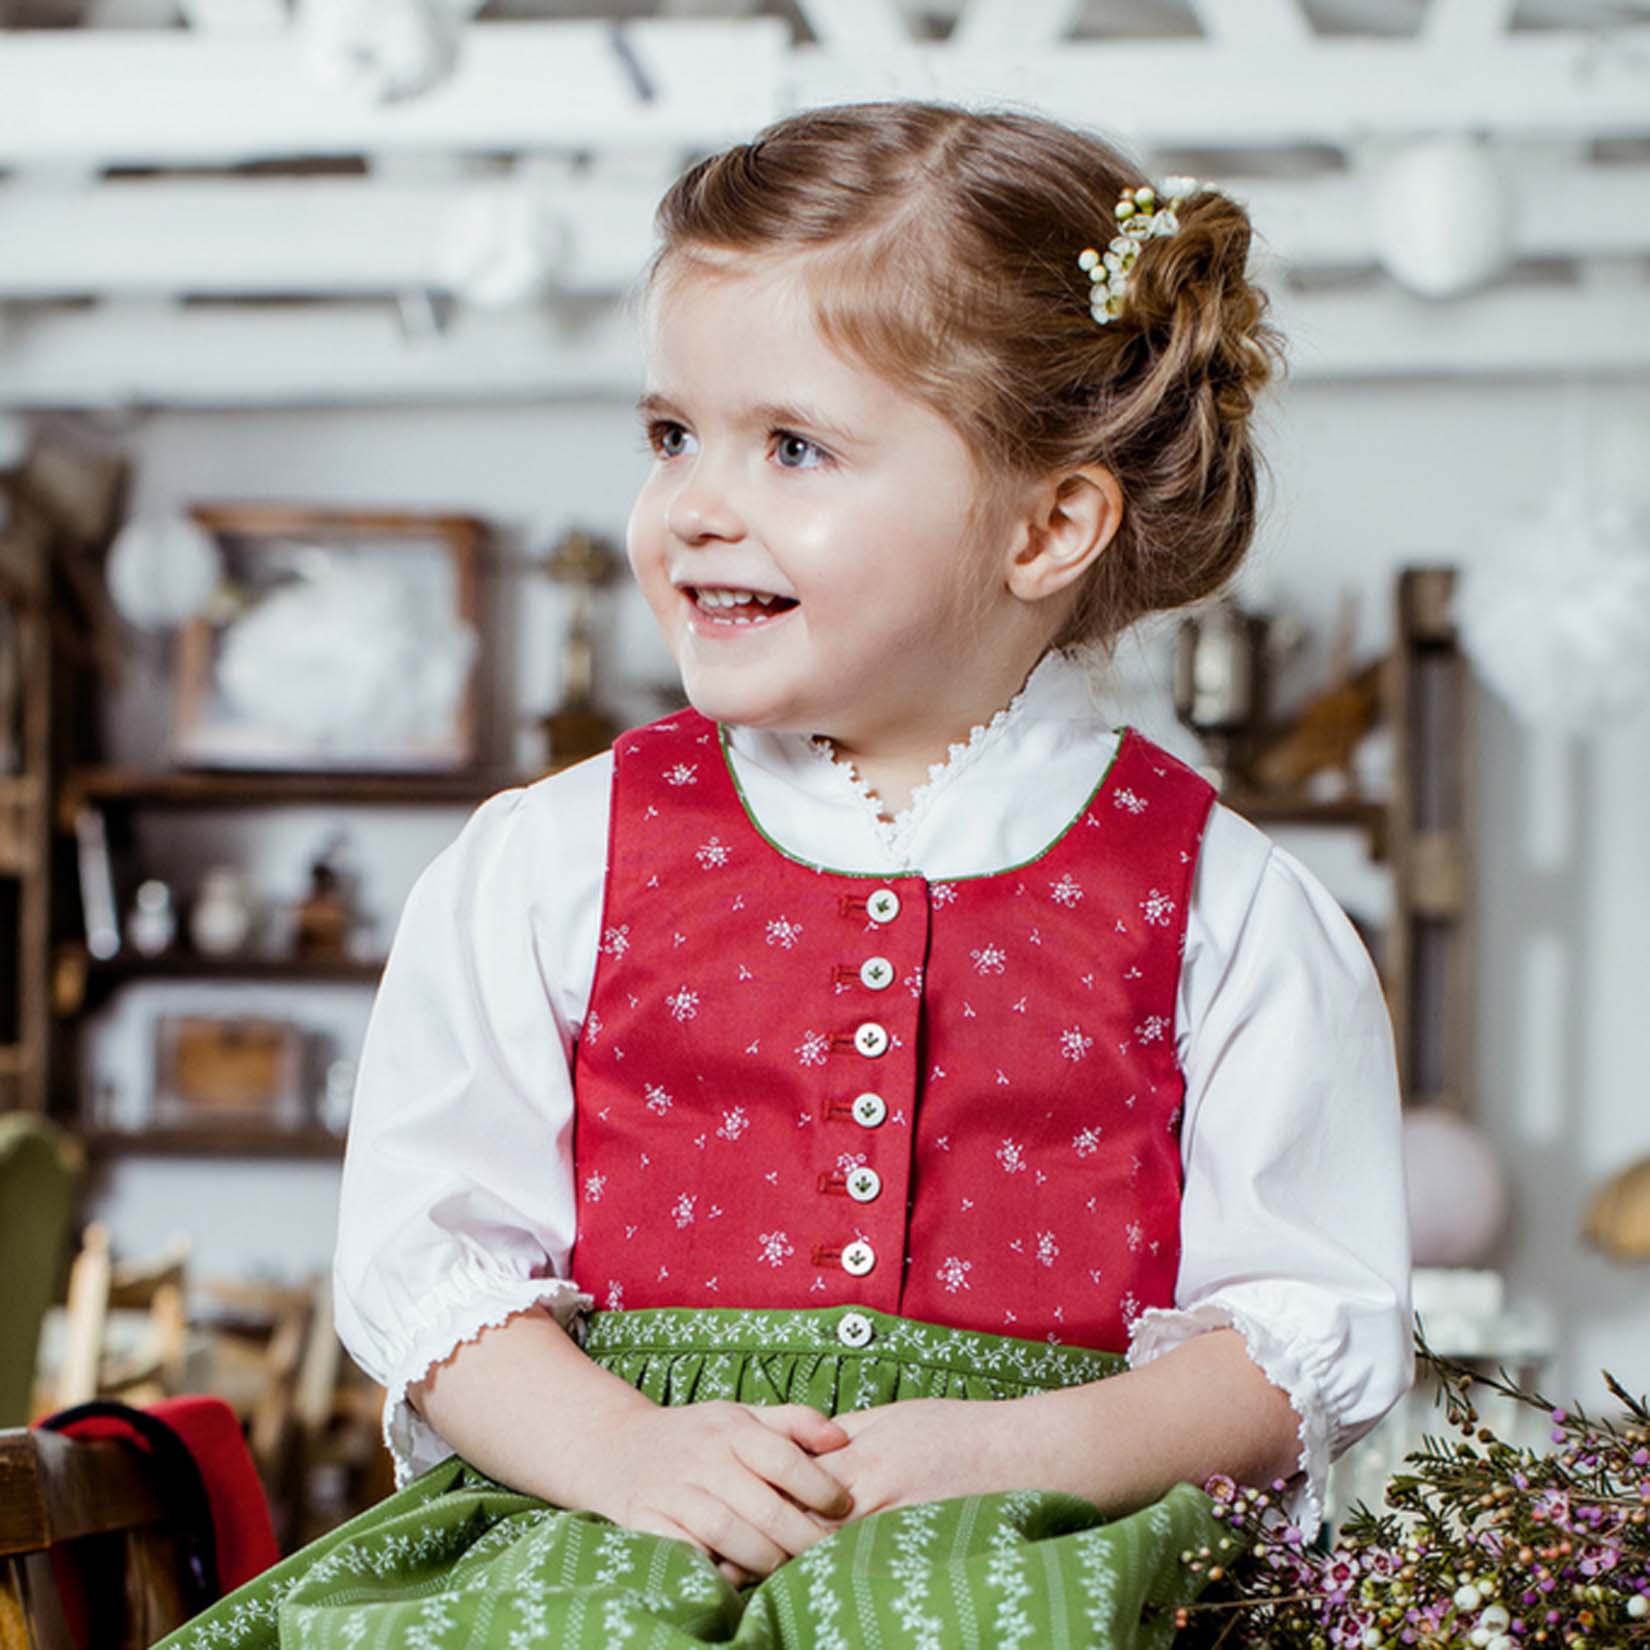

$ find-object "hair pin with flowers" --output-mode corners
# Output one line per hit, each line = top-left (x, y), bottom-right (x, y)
(1078, 175), (1200, 324)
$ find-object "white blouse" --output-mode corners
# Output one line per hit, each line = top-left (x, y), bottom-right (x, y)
(334, 650), (1413, 1537)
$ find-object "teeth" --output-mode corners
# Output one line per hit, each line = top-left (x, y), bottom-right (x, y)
(693, 587), (783, 609)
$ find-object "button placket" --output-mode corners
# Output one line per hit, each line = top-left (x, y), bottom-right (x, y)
(816, 879), (923, 1315)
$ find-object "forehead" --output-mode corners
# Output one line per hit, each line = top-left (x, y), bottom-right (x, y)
(641, 253), (913, 427)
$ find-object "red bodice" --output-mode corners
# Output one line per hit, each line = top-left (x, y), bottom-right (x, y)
(568, 713), (1213, 1351)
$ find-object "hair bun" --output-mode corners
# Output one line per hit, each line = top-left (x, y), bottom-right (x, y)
(1117, 188), (1280, 426)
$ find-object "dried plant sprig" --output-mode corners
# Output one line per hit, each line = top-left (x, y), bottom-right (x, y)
(1171, 1322), (1650, 1650)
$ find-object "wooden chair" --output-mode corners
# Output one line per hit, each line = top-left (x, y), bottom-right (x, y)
(50, 1225), (190, 1414)
(0, 1424), (198, 1650)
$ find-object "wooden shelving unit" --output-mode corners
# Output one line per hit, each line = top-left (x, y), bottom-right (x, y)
(57, 766), (527, 827)
(82, 1126), (346, 1160)
(52, 762), (546, 1158)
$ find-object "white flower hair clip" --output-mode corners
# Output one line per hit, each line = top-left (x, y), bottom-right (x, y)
(1077, 176), (1201, 325)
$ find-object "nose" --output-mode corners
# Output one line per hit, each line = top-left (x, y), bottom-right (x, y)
(665, 454), (744, 546)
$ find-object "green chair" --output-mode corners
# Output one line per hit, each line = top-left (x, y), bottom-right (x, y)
(0, 1111), (82, 1426)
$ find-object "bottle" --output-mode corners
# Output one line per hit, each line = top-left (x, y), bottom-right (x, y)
(191, 867), (255, 957)
(127, 879), (178, 957)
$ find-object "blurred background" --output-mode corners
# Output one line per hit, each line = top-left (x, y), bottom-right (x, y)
(2, 0), (1649, 1548)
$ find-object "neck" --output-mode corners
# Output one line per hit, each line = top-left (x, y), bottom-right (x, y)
(821, 650), (1052, 821)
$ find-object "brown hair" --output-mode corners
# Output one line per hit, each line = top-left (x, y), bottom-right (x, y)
(648, 101), (1281, 650)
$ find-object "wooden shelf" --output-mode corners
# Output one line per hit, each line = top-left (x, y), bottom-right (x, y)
(1220, 790), (1389, 857)
(83, 953), (385, 986)
(82, 1126), (346, 1160)
(57, 765), (537, 826)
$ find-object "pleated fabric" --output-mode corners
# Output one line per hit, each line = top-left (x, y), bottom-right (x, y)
(158, 1307), (1225, 1650)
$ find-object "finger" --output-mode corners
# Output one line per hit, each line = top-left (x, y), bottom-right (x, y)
(668, 1483), (790, 1580)
(719, 1453), (848, 1556)
(718, 1559), (756, 1589)
(732, 1425), (854, 1521)
(627, 1508), (715, 1562)
(746, 1403), (851, 1455)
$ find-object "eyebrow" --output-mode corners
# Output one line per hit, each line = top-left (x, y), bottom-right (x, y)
(635, 392), (863, 449)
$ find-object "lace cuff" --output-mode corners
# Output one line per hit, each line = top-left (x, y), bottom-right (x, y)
(1128, 1302), (1334, 1540)
(378, 1275), (595, 1486)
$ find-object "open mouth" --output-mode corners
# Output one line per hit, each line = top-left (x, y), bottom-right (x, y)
(683, 586), (801, 628)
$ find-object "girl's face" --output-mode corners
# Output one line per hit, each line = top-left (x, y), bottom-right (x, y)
(627, 256), (1032, 753)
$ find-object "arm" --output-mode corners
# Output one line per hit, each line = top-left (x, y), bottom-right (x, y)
(823, 1328), (1297, 1519)
(412, 1307), (853, 1581)
(332, 775), (603, 1483)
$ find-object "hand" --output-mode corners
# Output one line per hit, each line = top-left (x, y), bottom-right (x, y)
(819, 1397), (1031, 1520)
(570, 1399), (853, 1586)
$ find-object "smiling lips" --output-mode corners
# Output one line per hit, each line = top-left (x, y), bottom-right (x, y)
(683, 585), (800, 630)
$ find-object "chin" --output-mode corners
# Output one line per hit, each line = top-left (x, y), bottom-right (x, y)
(676, 672), (809, 735)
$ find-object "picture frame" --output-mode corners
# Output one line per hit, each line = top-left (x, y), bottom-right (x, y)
(173, 505), (485, 773)
(152, 1014), (308, 1128)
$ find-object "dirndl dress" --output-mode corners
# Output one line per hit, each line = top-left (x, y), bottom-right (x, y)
(157, 1305), (1224, 1650)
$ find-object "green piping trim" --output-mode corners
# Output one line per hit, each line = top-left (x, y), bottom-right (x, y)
(714, 722), (1131, 884)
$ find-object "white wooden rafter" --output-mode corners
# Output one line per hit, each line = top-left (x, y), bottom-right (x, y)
(949, 0), (1084, 53)
(5, 161), (1650, 298)
(1184, 0), (1312, 48)
(0, 21), (788, 167)
(789, 0), (909, 53)
(3, 283), (1648, 409)
(1421, 0), (1517, 50)
(5, 20), (1650, 166)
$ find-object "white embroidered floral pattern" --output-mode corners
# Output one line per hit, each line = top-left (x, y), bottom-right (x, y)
(695, 835), (731, 868)
(1141, 888), (1176, 926)
(1049, 872), (1084, 907)
(795, 1030), (830, 1068)
(1059, 1026), (1094, 1062)
(766, 915), (805, 949)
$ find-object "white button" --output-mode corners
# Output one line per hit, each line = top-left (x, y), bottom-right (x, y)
(852, 1092), (887, 1129)
(842, 1241), (876, 1277)
(853, 1022), (890, 1058)
(837, 1310), (874, 1348)
(859, 956), (894, 991)
(866, 889), (901, 925)
(846, 1166), (882, 1203)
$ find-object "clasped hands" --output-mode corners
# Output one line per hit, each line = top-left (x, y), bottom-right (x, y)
(578, 1394), (1047, 1587)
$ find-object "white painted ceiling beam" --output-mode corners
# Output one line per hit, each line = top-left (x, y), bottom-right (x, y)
(791, 0), (909, 51)
(0, 20), (788, 167)
(796, 29), (1650, 146)
(0, 175), (657, 297)
(949, 0), (1084, 52)
(1421, 0), (1516, 50)
(1184, 0), (1312, 48)
(5, 162), (1649, 298)
(2, 283), (1646, 408)
(5, 23), (1650, 166)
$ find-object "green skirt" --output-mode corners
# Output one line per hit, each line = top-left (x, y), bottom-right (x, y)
(159, 1306), (1224, 1649)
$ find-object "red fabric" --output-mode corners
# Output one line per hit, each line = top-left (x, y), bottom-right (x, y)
(570, 713), (1213, 1350)
(146, 1396), (279, 1589)
(52, 1397), (278, 1590)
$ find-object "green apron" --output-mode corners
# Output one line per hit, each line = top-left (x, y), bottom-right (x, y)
(158, 1307), (1223, 1649)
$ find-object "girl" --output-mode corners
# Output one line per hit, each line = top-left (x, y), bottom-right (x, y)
(164, 101), (1411, 1649)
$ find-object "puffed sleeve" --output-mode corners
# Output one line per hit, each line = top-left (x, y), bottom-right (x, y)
(1127, 805), (1414, 1538)
(333, 757), (612, 1484)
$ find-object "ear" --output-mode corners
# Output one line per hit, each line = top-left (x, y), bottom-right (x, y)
(1005, 466), (1123, 605)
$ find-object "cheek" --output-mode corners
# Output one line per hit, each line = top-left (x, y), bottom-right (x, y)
(625, 484), (671, 608)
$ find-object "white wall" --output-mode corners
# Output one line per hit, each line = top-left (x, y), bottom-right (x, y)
(74, 371), (1650, 1410)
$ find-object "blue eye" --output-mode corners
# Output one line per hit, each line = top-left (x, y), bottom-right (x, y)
(774, 431), (828, 470)
(646, 420), (695, 459)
